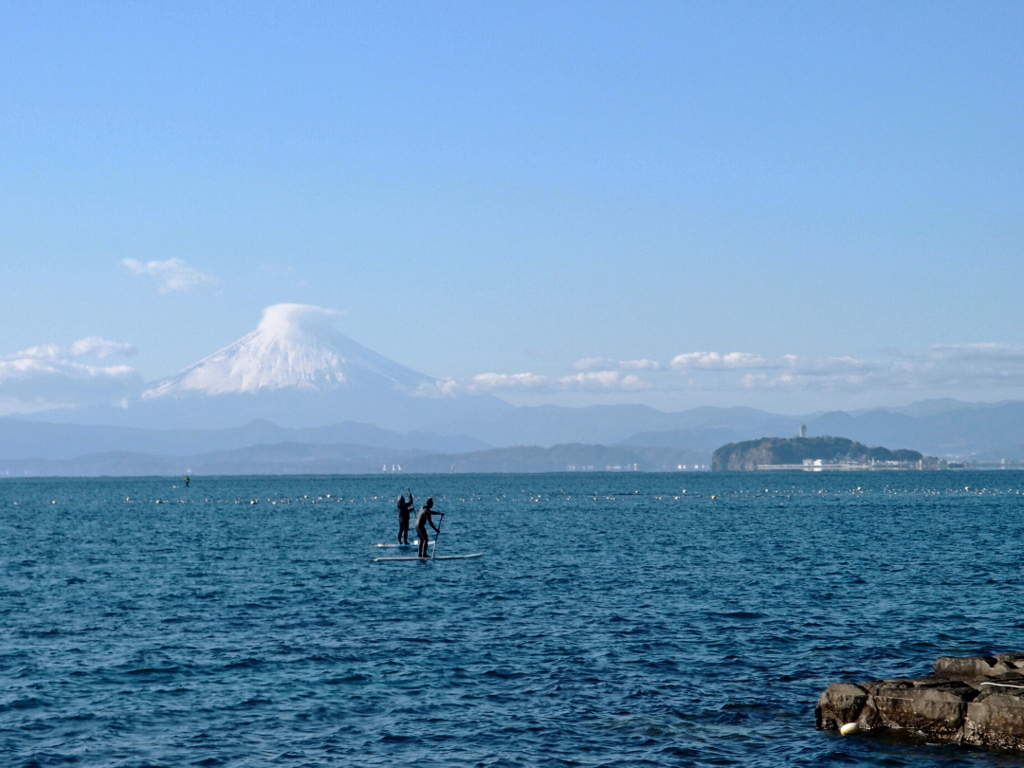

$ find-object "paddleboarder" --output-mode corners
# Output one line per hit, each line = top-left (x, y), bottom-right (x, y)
(415, 497), (444, 558)
(396, 491), (414, 545)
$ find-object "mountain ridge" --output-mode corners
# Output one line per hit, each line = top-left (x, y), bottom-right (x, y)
(7, 398), (1024, 475)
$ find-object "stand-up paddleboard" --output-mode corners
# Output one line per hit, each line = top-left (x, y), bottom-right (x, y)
(369, 541), (419, 548)
(371, 553), (483, 562)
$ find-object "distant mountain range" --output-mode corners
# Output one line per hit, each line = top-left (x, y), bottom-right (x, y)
(3, 304), (1024, 475)
(0, 418), (488, 460)
(4, 398), (1024, 476)
(426, 399), (1024, 461)
(0, 441), (709, 477)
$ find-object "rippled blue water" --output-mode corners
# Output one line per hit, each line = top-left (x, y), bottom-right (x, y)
(3, 471), (1024, 767)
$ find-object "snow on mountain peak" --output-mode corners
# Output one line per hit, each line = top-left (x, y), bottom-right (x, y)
(143, 303), (436, 399)
(258, 303), (344, 346)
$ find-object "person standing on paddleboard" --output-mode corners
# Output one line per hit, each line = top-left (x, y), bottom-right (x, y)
(415, 498), (443, 558)
(396, 491), (414, 545)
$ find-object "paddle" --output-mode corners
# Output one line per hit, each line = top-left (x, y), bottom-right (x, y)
(431, 513), (444, 559)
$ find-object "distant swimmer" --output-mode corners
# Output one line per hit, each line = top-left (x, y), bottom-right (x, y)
(184, 475), (190, 488)
(396, 491), (414, 545)
(415, 497), (444, 558)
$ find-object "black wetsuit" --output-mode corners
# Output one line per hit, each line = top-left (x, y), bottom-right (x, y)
(415, 503), (442, 558)
(397, 494), (413, 544)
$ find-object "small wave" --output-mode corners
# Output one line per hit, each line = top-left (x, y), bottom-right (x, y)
(0, 696), (49, 712)
(216, 655), (260, 669)
(325, 674), (370, 684)
(714, 611), (766, 620)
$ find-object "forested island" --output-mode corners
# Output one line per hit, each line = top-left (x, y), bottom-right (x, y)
(712, 436), (941, 471)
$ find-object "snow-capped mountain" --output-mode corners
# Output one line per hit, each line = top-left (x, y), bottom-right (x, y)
(143, 304), (436, 398)
(62, 303), (509, 430)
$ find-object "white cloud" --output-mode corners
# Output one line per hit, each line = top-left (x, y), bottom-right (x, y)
(670, 351), (772, 370)
(4, 337), (138, 363)
(473, 343), (1024, 404)
(672, 350), (882, 391)
(0, 337), (143, 415)
(438, 343), (1024, 404)
(12, 343), (63, 360)
(0, 358), (143, 414)
(909, 344), (1024, 387)
(441, 369), (650, 394)
(560, 371), (649, 391)
(574, 357), (661, 372)
(682, 344), (1024, 394)
(460, 372), (552, 391)
(620, 358), (661, 371)
(70, 336), (137, 358)
(121, 258), (216, 293)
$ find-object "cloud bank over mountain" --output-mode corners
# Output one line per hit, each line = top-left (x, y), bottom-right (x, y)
(442, 370), (649, 394)
(3, 300), (1024, 421)
(440, 344), (1024, 405)
(0, 338), (142, 415)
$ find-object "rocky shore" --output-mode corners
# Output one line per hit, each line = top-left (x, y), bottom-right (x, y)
(816, 653), (1024, 753)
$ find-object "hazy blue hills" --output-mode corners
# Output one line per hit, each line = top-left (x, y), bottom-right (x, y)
(803, 401), (1024, 458)
(428, 404), (801, 450)
(0, 441), (707, 477)
(57, 386), (512, 433)
(5, 398), (1024, 476)
(10, 308), (1020, 475)
(426, 399), (1024, 459)
(0, 418), (488, 460)
(0, 443), (431, 477)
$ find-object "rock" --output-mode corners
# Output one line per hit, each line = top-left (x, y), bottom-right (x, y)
(814, 683), (868, 731)
(858, 678), (975, 738)
(817, 654), (1024, 754)
(964, 687), (1024, 752)
(935, 652), (1024, 680)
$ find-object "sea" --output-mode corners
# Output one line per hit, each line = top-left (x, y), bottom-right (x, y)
(2, 471), (1023, 768)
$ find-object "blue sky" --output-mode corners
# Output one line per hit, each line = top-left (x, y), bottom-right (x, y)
(1, 0), (1022, 415)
